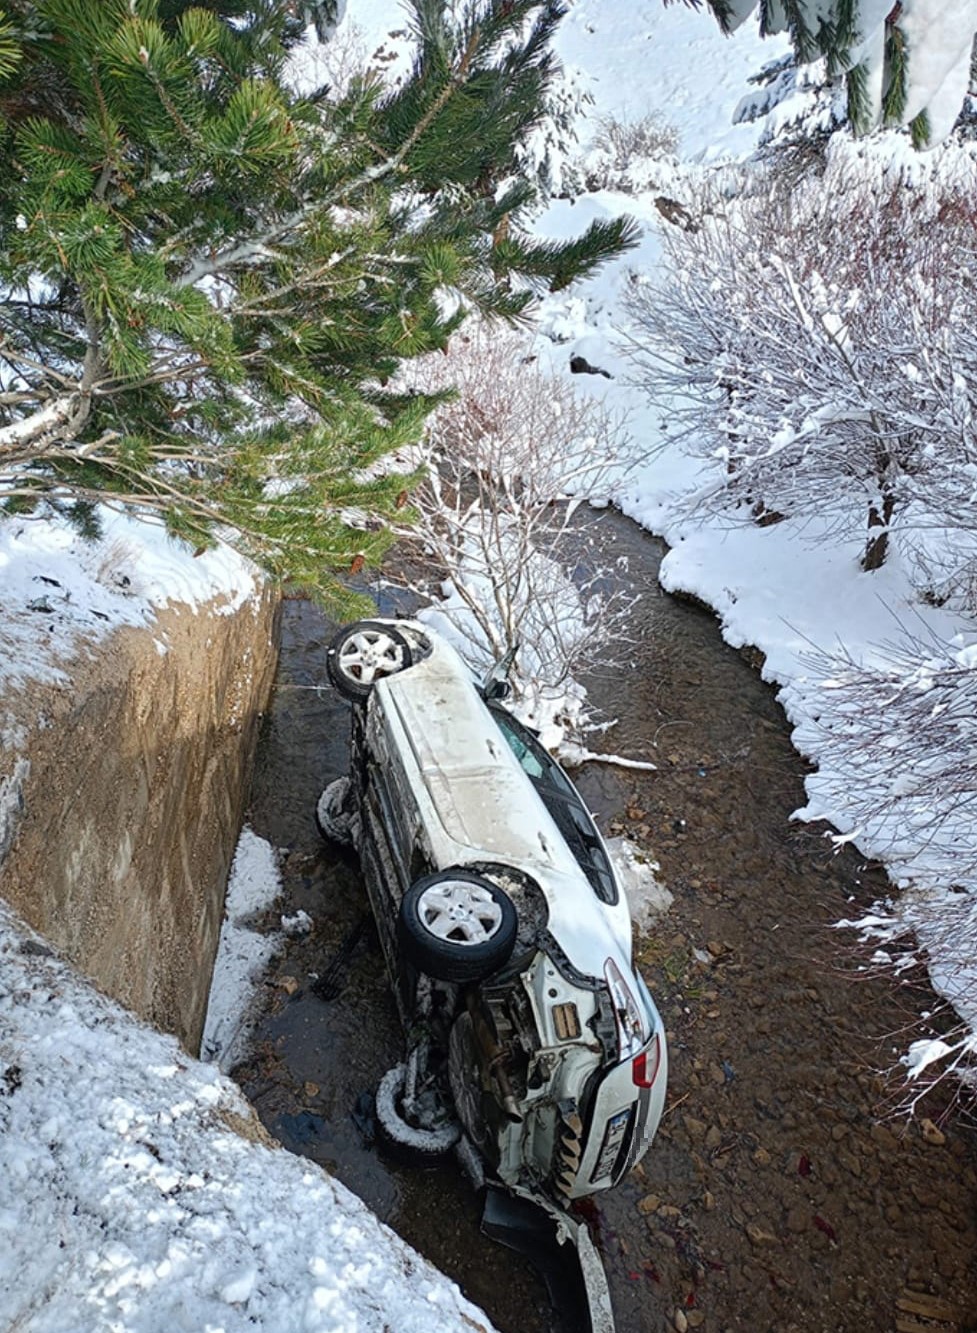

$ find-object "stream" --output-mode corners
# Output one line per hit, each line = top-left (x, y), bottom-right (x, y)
(236, 508), (977, 1333)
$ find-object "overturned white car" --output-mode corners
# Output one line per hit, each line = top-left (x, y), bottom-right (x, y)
(317, 619), (666, 1325)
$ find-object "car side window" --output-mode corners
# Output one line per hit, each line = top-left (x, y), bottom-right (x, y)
(489, 706), (619, 905)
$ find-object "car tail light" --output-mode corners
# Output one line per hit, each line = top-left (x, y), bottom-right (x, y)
(632, 1034), (662, 1089)
(604, 958), (648, 1061)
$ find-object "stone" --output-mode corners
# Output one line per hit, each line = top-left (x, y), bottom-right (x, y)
(704, 1125), (723, 1150)
(277, 975), (300, 995)
(745, 1222), (779, 1247)
(637, 1194), (661, 1216)
(684, 1116), (707, 1142)
(303, 1081), (320, 1099)
(702, 1191), (716, 1212)
(786, 1206), (808, 1234)
(686, 1313), (706, 1329)
(673, 1310), (688, 1333)
(920, 1117), (946, 1146)
(752, 1147), (772, 1167)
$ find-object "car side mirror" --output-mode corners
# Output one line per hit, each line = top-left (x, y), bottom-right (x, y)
(480, 643), (519, 700)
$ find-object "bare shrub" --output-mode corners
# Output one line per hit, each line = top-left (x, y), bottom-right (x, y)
(393, 325), (637, 736)
(582, 113), (679, 193)
(801, 630), (977, 886)
(798, 627), (977, 1108)
(623, 163), (977, 596)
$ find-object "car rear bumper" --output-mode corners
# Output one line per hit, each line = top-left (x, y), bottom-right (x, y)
(572, 1030), (668, 1197)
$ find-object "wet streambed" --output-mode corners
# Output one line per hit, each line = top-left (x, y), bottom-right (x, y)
(236, 510), (977, 1333)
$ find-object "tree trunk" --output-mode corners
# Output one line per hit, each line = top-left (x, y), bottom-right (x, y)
(862, 489), (895, 571)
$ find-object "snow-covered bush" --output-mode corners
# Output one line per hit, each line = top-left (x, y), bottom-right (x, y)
(624, 160), (977, 596)
(795, 627), (977, 1108)
(799, 632), (977, 888)
(581, 112), (680, 194)
(393, 324), (637, 744)
(516, 62), (593, 202)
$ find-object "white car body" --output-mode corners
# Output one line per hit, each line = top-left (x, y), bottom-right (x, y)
(326, 619), (667, 1208)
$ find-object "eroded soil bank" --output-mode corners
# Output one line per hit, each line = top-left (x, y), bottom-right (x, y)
(1, 585), (279, 1049)
(237, 513), (977, 1333)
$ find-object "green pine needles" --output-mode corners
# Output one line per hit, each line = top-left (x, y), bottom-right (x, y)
(0, 0), (636, 611)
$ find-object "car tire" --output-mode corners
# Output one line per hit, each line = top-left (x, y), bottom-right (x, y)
(314, 776), (358, 846)
(374, 1063), (461, 1161)
(397, 870), (518, 983)
(449, 1012), (491, 1153)
(326, 620), (413, 701)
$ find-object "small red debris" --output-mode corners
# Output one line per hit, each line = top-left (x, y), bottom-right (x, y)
(798, 1153), (812, 1177)
(813, 1216), (838, 1244)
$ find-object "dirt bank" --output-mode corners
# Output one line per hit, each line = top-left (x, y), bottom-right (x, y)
(1, 586), (279, 1049)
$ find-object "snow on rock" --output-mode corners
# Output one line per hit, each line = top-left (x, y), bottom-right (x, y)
(0, 903), (495, 1333)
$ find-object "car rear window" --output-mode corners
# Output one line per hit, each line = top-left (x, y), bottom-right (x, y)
(489, 707), (619, 905)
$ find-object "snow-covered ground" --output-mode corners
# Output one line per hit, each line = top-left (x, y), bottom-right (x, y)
(0, 903), (496, 1333)
(0, 507), (258, 693)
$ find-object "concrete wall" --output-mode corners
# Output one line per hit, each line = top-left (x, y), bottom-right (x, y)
(0, 587), (280, 1052)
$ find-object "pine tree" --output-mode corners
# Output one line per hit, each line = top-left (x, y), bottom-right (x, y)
(0, 1), (636, 610)
(694, 0), (977, 145)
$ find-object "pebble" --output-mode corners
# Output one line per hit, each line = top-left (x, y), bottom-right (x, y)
(921, 1117), (946, 1147)
(705, 1125), (723, 1150)
(786, 1206), (808, 1233)
(752, 1147), (771, 1166)
(637, 1193), (661, 1215)
(277, 975), (300, 994)
(870, 1123), (897, 1151)
(686, 1313), (706, 1329)
(673, 1310), (688, 1333)
(702, 1191), (716, 1211)
(746, 1221), (779, 1246)
(303, 1081), (320, 1098)
(684, 1116), (707, 1142)
(831, 1123), (847, 1141)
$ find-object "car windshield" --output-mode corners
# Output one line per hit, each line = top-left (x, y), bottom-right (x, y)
(489, 706), (619, 905)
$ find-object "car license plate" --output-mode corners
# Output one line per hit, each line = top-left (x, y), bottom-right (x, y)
(592, 1108), (631, 1183)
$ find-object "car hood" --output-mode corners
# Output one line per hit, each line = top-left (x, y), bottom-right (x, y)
(378, 660), (635, 979)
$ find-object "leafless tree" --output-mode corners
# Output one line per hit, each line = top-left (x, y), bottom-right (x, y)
(393, 324), (638, 718)
(623, 166), (977, 594)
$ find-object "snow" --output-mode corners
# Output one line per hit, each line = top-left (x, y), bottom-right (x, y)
(200, 828), (284, 1072)
(604, 836), (673, 932)
(0, 903), (496, 1333)
(0, 507), (258, 691)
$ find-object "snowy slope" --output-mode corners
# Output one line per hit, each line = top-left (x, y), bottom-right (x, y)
(0, 904), (495, 1333)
